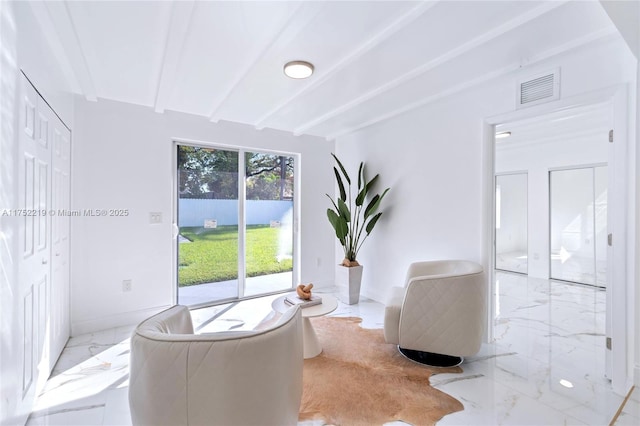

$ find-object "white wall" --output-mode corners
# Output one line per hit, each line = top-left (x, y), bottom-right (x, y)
(71, 98), (334, 335)
(3, 3), (75, 127)
(336, 36), (635, 306)
(600, 0), (639, 61)
(637, 47), (640, 389)
(0, 2), (75, 425)
(495, 128), (608, 278)
(336, 91), (490, 300)
(636, 13), (640, 390)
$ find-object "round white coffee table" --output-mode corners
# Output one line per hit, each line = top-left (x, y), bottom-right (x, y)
(272, 293), (338, 358)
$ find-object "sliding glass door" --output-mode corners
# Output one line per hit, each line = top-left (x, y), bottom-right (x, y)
(176, 144), (296, 306)
(549, 166), (607, 287)
(244, 152), (294, 297)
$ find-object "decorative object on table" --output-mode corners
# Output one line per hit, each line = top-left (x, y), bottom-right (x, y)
(286, 284), (322, 308)
(296, 283), (314, 299)
(384, 260), (486, 367)
(326, 153), (390, 304)
(298, 316), (462, 425)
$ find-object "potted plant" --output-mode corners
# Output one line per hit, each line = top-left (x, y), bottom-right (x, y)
(327, 153), (389, 304)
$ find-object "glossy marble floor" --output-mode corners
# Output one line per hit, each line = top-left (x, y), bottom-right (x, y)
(496, 250), (606, 287)
(27, 272), (638, 425)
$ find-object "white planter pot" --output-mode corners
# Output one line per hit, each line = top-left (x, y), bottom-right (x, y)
(336, 264), (363, 305)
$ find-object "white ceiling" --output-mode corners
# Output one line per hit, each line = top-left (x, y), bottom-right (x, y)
(33, 0), (618, 140)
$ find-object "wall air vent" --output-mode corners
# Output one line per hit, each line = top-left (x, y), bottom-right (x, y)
(516, 68), (560, 109)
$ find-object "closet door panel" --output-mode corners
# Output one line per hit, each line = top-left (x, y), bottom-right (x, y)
(50, 117), (71, 366)
(18, 74), (51, 416)
(17, 74), (71, 414)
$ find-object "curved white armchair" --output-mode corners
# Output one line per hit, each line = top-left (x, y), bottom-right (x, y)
(129, 304), (303, 426)
(384, 260), (486, 367)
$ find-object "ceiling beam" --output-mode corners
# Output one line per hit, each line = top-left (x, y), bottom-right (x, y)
(154, 1), (196, 114)
(207, 2), (321, 122)
(326, 27), (618, 141)
(28, 1), (97, 101)
(295, 0), (568, 136)
(252, 0), (439, 130)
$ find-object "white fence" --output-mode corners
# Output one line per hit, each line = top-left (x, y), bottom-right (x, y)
(178, 199), (293, 227)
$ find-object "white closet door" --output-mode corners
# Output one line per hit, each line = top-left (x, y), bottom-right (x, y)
(50, 111), (71, 368)
(16, 74), (71, 418)
(549, 166), (607, 287)
(18, 74), (52, 411)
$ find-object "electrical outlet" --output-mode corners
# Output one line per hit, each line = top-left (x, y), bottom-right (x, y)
(149, 212), (162, 224)
(122, 279), (132, 292)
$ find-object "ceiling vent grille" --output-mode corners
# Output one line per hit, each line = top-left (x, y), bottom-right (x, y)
(516, 68), (560, 109)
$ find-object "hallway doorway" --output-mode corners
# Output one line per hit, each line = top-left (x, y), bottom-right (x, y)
(492, 100), (613, 385)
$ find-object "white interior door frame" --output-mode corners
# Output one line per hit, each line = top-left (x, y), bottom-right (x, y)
(483, 84), (634, 395)
(608, 85), (633, 393)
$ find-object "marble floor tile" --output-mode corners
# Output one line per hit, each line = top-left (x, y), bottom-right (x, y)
(101, 388), (131, 426)
(434, 374), (588, 425)
(613, 411), (640, 426)
(611, 387), (640, 425)
(27, 404), (106, 426)
(27, 272), (629, 425)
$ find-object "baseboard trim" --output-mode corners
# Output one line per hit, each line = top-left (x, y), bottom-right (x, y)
(360, 288), (384, 304)
(635, 364), (640, 386)
(71, 304), (171, 336)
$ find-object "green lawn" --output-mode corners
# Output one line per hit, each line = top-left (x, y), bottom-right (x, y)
(178, 225), (293, 286)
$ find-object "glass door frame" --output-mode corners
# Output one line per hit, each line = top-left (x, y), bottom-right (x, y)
(172, 139), (300, 307)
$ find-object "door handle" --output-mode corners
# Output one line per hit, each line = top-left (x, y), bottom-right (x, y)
(42, 258), (48, 265)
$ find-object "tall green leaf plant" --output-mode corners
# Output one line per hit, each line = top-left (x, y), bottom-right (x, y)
(326, 153), (390, 267)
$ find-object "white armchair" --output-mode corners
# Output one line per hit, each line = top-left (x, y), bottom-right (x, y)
(129, 304), (303, 425)
(384, 260), (486, 367)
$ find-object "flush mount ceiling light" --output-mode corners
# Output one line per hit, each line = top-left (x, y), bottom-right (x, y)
(495, 131), (512, 139)
(284, 61), (314, 79)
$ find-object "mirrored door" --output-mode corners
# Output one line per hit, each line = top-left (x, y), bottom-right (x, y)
(495, 173), (528, 274)
(549, 166), (607, 287)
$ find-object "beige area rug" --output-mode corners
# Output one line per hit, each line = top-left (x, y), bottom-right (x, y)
(300, 316), (463, 425)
